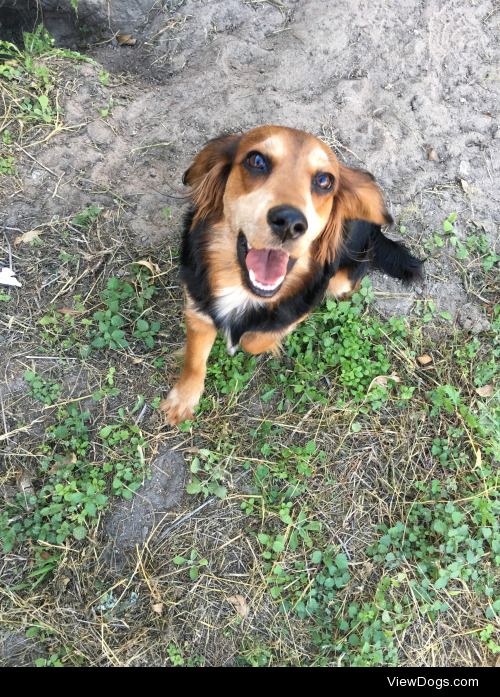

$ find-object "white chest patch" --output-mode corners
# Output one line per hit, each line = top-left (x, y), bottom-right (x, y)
(213, 285), (262, 352)
(214, 285), (260, 323)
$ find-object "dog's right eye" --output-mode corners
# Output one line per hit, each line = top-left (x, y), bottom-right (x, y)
(245, 151), (268, 172)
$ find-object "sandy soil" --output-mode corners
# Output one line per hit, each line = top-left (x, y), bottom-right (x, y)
(5, 0), (500, 315)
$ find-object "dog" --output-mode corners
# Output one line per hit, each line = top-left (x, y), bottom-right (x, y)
(160, 125), (422, 425)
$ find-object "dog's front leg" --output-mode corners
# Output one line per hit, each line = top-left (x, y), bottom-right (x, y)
(160, 310), (217, 425)
(240, 331), (282, 355)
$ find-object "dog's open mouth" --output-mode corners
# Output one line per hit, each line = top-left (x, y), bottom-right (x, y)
(237, 232), (291, 297)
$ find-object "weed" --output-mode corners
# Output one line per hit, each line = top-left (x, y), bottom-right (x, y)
(415, 299), (436, 324)
(186, 448), (230, 499)
(235, 646), (273, 667)
(90, 273), (161, 351)
(452, 227), (500, 273)
(98, 97), (113, 119)
(29, 210), (161, 357)
(173, 549), (209, 581)
(293, 547), (350, 619)
(203, 279), (406, 418)
(426, 213), (499, 291)
(71, 205), (102, 229)
(0, 155), (15, 174)
(423, 212), (455, 255)
(261, 279), (406, 410)
(206, 338), (257, 396)
(26, 626), (68, 667)
(1, 395), (148, 559)
(0, 25), (95, 166)
(479, 624), (500, 655)
(22, 94), (53, 123)
(251, 432), (324, 504)
(38, 305), (85, 353)
(24, 370), (62, 405)
(99, 422), (148, 499)
(331, 576), (413, 667)
(166, 642), (205, 667)
(98, 70), (110, 86)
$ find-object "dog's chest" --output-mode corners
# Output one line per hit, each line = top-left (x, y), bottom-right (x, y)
(212, 285), (262, 353)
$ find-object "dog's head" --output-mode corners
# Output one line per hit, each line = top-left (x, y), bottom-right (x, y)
(184, 125), (392, 299)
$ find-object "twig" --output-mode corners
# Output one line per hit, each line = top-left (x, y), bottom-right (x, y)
(16, 145), (58, 177)
(159, 470), (250, 539)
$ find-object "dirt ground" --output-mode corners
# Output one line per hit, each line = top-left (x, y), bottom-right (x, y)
(5, 0), (500, 312)
(0, 0), (499, 667)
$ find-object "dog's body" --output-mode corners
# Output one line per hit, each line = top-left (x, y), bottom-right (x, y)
(161, 126), (422, 425)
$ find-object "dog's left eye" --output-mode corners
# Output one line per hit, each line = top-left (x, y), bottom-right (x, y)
(314, 172), (335, 191)
(245, 151), (268, 172)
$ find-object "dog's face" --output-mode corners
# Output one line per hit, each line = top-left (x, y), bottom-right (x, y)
(223, 128), (339, 297)
(184, 125), (392, 300)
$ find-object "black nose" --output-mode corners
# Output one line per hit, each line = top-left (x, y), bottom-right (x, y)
(267, 205), (308, 241)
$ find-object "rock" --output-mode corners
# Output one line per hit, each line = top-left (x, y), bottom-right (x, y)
(459, 160), (470, 178)
(457, 303), (491, 334)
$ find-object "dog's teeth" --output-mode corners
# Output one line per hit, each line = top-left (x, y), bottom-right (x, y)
(250, 274), (285, 292)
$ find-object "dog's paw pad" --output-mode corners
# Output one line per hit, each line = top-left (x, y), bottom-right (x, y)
(159, 387), (197, 426)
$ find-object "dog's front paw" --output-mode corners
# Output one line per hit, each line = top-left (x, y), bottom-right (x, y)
(159, 383), (202, 426)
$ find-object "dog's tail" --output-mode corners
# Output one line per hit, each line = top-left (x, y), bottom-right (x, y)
(371, 226), (423, 283)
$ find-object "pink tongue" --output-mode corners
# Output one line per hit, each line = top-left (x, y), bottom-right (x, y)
(245, 248), (289, 285)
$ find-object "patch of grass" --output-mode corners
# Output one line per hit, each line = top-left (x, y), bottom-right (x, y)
(251, 430), (324, 504)
(424, 213), (498, 300)
(1, 168), (498, 668)
(26, 626), (69, 667)
(38, 303), (87, 353)
(0, 390), (148, 569)
(90, 273), (161, 351)
(206, 338), (258, 396)
(0, 25), (95, 172)
(29, 210), (163, 356)
(201, 278), (409, 418)
(447, 220), (500, 274)
(99, 422), (148, 500)
(261, 280), (408, 411)
(178, 277), (498, 666)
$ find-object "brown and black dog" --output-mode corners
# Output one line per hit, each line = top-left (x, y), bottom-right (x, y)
(160, 125), (422, 425)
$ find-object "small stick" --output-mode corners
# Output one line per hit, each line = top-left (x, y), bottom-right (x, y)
(159, 470), (250, 540)
(16, 145), (58, 177)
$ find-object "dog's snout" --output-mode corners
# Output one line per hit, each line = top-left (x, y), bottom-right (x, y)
(267, 206), (308, 241)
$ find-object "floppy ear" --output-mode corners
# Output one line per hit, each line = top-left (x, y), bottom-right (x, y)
(183, 134), (241, 222)
(314, 164), (393, 265)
